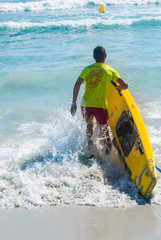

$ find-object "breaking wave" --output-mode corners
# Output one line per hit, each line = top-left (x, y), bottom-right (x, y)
(0, 0), (160, 12)
(1, 17), (161, 33)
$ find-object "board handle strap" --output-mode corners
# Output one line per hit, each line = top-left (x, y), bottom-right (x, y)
(111, 80), (122, 96)
(156, 166), (161, 173)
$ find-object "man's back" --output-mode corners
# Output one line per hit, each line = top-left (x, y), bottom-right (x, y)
(79, 62), (120, 110)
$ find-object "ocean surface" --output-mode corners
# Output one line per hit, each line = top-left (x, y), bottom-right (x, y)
(0, 0), (161, 209)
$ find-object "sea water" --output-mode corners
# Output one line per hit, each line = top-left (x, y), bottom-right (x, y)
(0, 0), (161, 208)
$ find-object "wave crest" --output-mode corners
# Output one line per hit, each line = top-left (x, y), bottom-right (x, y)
(1, 17), (161, 32)
(0, 0), (160, 12)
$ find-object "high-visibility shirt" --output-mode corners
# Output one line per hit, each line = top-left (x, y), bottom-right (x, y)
(79, 62), (120, 110)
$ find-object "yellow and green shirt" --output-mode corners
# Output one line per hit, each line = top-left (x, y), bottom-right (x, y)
(79, 62), (120, 110)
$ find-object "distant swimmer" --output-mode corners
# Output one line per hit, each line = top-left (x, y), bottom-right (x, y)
(70, 46), (128, 154)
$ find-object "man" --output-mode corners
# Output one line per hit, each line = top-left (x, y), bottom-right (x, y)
(70, 46), (128, 154)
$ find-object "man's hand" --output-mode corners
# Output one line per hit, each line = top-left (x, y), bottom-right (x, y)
(70, 102), (77, 116)
(116, 85), (122, 91)
(116, 78), (128, 90)
(70, 77), (83, 116)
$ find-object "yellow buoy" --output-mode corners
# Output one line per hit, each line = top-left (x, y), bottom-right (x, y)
(98, 4), (105, 13)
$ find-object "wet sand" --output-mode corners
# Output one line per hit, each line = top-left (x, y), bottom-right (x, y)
(1, 204), (161, 240)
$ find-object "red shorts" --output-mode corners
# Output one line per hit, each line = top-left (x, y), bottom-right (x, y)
(81, 107), (109, 125)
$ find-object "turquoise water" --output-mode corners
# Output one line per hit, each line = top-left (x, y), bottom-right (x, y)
(0, 0), (161, 208)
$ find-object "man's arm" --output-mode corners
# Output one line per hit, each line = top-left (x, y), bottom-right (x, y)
(70, 77), (84, 116)
(116, 78), (128, 91)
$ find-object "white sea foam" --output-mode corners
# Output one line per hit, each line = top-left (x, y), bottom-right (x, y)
(0, 109), (149, 209)
(0, 0), (160, 12)
(144, 101), (161, 120)
(0, 0), (89, 12)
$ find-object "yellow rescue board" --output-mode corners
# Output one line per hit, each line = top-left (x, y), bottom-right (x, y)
(107, 81), (157, 198)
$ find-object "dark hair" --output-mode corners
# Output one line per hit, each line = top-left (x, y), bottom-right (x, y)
(93, 46), (106, 62)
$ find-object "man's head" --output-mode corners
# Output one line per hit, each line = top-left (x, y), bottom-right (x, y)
(93, 46), (107, 63)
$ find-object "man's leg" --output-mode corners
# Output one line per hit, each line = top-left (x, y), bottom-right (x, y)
(98, 123), (112, 154)
(81, 107), (94, 146)
(86, 119), (94, 146)
(94, 108), (112, 154)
